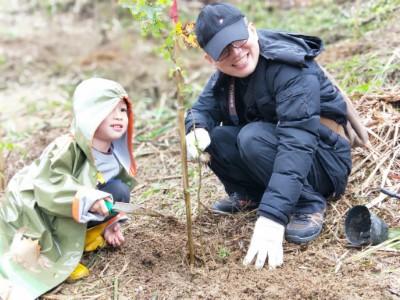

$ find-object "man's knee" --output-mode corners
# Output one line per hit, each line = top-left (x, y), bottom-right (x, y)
(209, 126), (240, 143)
(207, 126), (241, 154)
(237, 122), (277, 155)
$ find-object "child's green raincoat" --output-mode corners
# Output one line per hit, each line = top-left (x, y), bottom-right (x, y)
(0, 78), (137, 299)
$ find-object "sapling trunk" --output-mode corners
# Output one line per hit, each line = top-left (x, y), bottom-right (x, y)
(174, 59), (195, 265)
(171, 0), (195, 266)
(120, 0), (196, 265)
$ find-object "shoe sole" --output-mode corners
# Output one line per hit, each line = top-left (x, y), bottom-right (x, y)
(211, 209), (236, 215)
(285, 227), (323, 244)
(211, 207), (258, 215)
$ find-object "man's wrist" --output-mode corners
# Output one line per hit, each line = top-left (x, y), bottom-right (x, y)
(257, 211), (286, 226)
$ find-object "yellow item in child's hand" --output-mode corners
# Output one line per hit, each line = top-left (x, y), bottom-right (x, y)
(96, 172), (105, 186)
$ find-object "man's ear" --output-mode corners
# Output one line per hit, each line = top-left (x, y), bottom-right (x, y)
(204, 53), (218, 68)
(248, 22), (259, 41)
(248, 22), (257, 33)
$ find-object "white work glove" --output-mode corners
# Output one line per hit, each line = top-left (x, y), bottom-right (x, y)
(243, 216), (285, 270)
(185, 128), (211, 159)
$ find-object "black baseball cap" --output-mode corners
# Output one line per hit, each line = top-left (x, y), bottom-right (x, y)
(195, 3), (249, 61)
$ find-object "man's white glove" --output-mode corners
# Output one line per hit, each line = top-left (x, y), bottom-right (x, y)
(243, 216), (285, 270)
(185, 128), (211, 159)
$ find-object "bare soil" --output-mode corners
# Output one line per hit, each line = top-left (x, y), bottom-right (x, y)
(1, 2), (399, 300)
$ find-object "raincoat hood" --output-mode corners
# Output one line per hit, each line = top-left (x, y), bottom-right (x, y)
(71, 78), (136, 176)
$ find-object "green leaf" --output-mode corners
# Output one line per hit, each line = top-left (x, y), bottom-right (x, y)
(136, 123), (174, 141)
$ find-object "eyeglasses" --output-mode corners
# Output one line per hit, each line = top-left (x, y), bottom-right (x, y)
(217, 39), (248, 62)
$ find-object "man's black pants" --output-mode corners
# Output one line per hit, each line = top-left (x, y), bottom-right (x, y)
(205, 122), (351, 216)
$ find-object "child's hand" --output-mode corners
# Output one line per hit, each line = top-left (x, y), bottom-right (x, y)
(89, 199), (110, 216)
(103, 222), (125, 247)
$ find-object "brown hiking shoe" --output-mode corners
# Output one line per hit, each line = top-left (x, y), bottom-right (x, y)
(211, 193), (259, 214)
(285, 211), (325, 244)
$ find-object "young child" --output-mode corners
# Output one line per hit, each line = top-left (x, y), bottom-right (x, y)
(0, 78), (137, 299)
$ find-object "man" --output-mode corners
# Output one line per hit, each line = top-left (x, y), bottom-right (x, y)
(185, 3), (352, 269)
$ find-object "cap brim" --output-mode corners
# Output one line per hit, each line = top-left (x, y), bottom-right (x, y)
(204, 18), (249, 61)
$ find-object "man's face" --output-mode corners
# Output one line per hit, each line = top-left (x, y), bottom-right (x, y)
(93, 100), (129, 145)
(205, 23), (260, 78)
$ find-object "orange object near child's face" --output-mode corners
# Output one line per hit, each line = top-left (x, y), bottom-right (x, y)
(93, 100), (128, 148)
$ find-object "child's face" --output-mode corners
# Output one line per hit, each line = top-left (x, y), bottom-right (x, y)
(205, 23), (260, 78)
(93, 100), (129, 144)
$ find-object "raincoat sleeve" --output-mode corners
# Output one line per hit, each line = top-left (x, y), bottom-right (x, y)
(32, 135), (112, 224)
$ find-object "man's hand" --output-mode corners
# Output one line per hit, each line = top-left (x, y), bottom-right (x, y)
(185, 128), (211, 159)
(243, 216), (285, 270)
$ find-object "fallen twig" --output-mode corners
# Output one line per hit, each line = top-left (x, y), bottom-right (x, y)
(113, 276), (119, 300)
